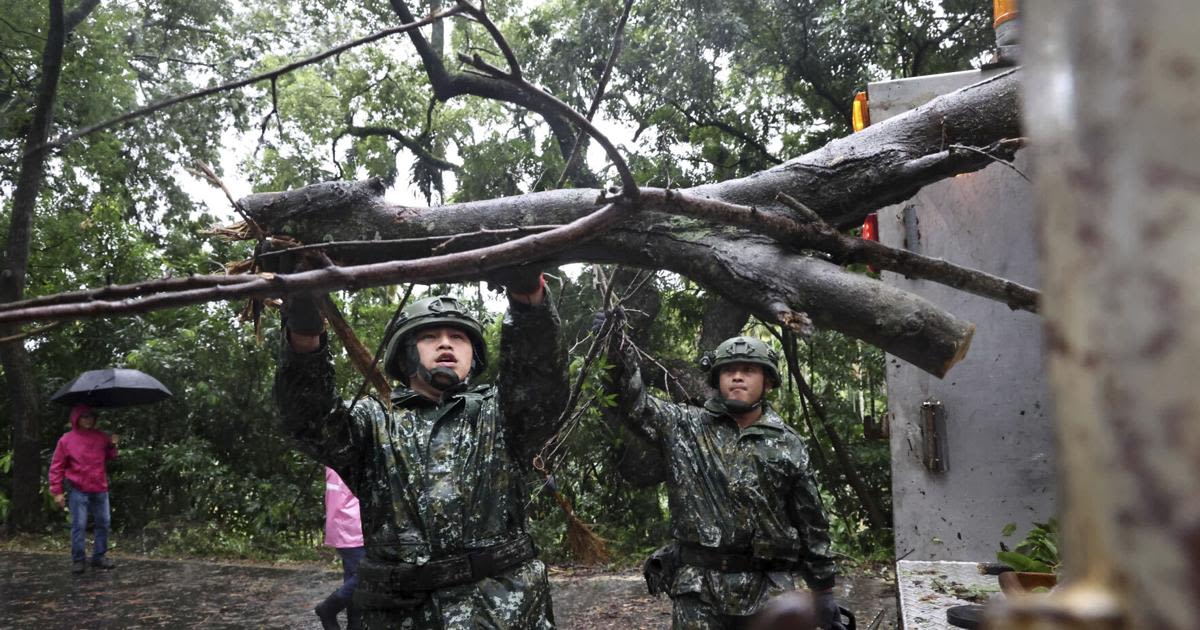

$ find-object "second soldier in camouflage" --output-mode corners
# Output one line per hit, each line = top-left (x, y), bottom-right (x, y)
(610, 333), (848, 630)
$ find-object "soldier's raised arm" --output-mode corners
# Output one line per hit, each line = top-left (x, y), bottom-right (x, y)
(494, 269), (570, 456)
(273, 295), (376, 484)
(602, 318), (683, 446)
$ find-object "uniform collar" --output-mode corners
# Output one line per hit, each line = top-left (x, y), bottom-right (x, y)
(391, 384), (485, 409)
(703, 399), (788, 433)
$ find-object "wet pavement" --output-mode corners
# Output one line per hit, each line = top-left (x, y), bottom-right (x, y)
(0, 550), (896, 628)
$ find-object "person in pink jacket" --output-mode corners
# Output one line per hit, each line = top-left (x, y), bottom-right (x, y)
(316, 466), (364, 630)
(48, 404), (118, 575)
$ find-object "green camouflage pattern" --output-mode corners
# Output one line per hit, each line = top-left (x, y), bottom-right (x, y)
(611, 346), (836, 623)
(275, 298), (567, 629)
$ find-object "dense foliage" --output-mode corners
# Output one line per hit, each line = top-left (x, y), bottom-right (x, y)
(1, 0), (992, 561)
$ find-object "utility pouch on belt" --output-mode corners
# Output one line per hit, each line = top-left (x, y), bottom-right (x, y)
(642, 543), (679, 596)
(354, 535), (537, 609)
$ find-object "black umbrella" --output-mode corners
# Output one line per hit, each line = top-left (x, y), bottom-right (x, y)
(50, 368), (173, 408)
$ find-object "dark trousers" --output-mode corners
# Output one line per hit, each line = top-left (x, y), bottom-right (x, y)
(334, 546), (366, 606)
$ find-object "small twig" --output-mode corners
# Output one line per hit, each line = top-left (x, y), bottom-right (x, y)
(193, 161), (263, 239)
(454, 0), (522, 78)
(775, 192), (824, 224)
(948, 138), (1029, 181)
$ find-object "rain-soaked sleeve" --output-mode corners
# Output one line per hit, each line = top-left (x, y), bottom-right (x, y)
(274, 333), (377, 480)
(497, 293), (569, 461)
(785, 441), (837, 590)
(606, 342), (679, 446)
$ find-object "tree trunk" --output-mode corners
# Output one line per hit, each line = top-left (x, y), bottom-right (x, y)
(2, 0), (67, 532)
(992, 2), (1200, 628)
(2, 0), (100, 532)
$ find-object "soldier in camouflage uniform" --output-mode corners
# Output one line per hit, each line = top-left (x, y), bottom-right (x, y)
(275, 271), (566, 629)
(610, 333), (848, 630)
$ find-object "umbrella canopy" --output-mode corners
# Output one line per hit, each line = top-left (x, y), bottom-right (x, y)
(50, 368), (173, 408)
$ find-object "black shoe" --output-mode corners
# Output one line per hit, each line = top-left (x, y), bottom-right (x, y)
(72, 561), (86, 575)
(346, 607), (362, 630)
(91, 556), (114, 570)
(315, 595), (342, 630)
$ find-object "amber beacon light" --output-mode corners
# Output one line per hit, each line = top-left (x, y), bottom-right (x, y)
(993, 0), (1018, 28)
(852, 91), (870, 132)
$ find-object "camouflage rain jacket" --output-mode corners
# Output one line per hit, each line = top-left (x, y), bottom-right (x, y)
(275, 298), (567, 629)
(612, 347), (836, 618)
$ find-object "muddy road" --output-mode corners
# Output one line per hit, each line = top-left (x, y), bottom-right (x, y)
(0, 551), (895, 628)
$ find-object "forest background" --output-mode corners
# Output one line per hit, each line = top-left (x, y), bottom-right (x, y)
(0, 0), (995, 565)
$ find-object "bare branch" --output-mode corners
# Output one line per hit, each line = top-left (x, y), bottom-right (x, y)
(453, 1), (639, 201)
(0, 202), (631, 325)
(454, 0), (522, 79)
(34, 6), (466, 155)
(553, 0), (635, 188)
(344, 124), (461, 172)
(640, 188), (1039, 312)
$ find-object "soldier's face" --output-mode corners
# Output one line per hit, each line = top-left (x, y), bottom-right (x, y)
(415, 326), (475, 382)
(718, 362), (767, 403)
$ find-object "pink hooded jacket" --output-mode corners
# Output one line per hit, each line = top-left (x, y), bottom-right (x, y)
(48, 404), (117, 495)
(324, 467), (363, 548)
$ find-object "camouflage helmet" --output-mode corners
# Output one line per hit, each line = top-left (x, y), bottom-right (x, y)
(382, 296), (488, 384)
(701, 336), (781, 388)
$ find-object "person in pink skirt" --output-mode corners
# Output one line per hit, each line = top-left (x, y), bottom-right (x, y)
(316, 466), (364, 630)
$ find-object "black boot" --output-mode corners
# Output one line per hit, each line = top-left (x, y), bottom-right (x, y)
(346, 606), (363, 630)
(314, 592), (342, 630)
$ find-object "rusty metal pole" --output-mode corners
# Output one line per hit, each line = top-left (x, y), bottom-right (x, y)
(993, 1), (1200, 628)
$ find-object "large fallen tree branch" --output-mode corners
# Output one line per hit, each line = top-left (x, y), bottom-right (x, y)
(2, 69), (1023, 377)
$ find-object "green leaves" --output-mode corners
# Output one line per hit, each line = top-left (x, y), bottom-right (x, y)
(998, 519), (1061, 574)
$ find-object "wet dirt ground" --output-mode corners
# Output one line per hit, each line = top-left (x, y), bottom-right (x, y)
(0, 550), (896, 629)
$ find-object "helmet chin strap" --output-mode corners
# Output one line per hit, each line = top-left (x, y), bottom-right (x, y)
(406, 342), (470, 397)
(719, 397), (762, 415)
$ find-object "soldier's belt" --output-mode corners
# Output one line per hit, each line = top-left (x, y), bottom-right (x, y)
(356, 534), (537, 593)
(677, 543), (798, 573)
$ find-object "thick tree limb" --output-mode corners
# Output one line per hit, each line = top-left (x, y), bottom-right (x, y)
(3, 70), (1021, 377)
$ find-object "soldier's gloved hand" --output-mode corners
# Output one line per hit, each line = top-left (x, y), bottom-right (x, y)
(485, 264), (544, 296)
(273, 247), (326, 336)
(590, 306), (626, 333)
(283, 292), (324, 336)
(813, 590), (848, 630)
